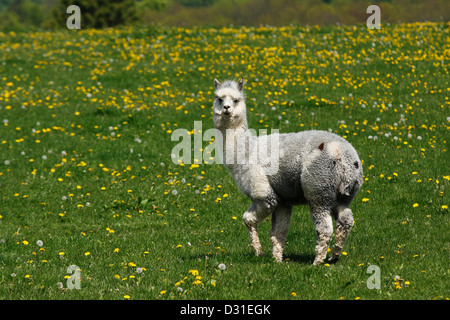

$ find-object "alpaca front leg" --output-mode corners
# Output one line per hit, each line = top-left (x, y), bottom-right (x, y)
(270, 206), (292, 262)
(246, 224), (263, 256)
(243, 201), (273, 256)
(329, 207), (354, 263)
(311, 209), (333, 266)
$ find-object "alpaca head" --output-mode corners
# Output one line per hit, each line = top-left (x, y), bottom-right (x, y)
(213, 78), (247, 130)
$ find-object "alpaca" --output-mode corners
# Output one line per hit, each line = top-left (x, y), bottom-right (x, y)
(213, 78), (363, 266)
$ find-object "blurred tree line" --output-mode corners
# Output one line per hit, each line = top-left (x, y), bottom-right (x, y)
(0, 0), (448, 31)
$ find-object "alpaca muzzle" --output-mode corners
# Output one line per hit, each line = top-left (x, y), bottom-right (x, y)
(223, 105), (232, 115)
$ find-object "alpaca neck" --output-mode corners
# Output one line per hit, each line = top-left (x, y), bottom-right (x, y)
(218, 117), (253, 167)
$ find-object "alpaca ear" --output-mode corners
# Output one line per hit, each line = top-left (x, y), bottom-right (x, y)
(214, 79), (222, 89)
(238, 78), (245, 91)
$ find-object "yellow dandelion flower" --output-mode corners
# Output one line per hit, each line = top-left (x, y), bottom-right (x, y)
(189, 270), (199, 276)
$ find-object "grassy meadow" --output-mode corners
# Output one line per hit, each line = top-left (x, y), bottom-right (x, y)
(0, 23), (449, 300)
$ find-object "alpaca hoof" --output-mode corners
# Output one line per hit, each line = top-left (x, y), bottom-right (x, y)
(253, 243), (264, 256)
(328, 255), (340, 264)
(273, 256), (283, 263)
(312, 259), (323, 266)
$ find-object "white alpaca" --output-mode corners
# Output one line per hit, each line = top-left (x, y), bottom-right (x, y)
(213, 79), (363, 266)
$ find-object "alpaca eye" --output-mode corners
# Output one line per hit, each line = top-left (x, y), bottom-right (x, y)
(234, 99), (239, 104)
(216, 97), (223, 103)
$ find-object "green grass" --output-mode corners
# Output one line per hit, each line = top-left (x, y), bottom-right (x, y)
(0, 23), (449, 300)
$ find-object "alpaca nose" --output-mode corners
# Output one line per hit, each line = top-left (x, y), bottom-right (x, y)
(224, 105), (231, 112)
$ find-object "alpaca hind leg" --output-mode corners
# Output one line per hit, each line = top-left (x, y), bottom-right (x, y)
(329, 207), (354, 263)
(243, 200), (273, 256)
(270, 205), (293, 262)
(310, 207), (333, 266)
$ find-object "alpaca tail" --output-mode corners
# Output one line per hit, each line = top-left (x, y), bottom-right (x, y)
(336, 146), (363, 199)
